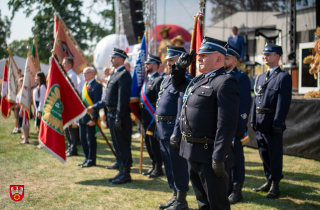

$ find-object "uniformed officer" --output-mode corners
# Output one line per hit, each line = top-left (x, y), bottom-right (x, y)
(251, 44), (292, 198)
(87, 48), (133, 184)
(154, 46), (193, 210)
(171, 36), (240, 210)
(140, 54), (164, 178)
(224, 45), (251, 204)
(78, 67), (102, 168)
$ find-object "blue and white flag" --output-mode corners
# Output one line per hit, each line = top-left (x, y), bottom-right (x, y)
(129, 35), (146, 121)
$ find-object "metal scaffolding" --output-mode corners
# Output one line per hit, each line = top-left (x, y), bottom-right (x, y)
(115, 0), (126, 49)
(144, 0), (157, 55)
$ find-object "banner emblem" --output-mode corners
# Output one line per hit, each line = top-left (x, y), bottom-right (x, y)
(10, 185), (24, 201)
(42, 84), (64, 134)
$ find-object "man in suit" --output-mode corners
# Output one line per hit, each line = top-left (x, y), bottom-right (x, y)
(88, 48), (133, 184)
(227, 26), (245, 62)
(251, 44), (292, 198)
(171, 36), (240, 210)
(224, 45), (251, 204)
(78, 67), (102, 168)
(63, 57), (80, 157)
(140, 54), (164, 178)
(155, 46), (193, 210)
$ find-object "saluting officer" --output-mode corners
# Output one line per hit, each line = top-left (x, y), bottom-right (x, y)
(140, 54), (164, 178)
(251, 44), (292, 198)
(224, 45), (251, 204)
(171, 36), (240, 210)
(154, 46), (193, 210)
(87, 48), (133, 184)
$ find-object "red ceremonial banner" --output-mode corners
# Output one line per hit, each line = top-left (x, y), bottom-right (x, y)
(1, 60), (15, 118)
(53, 14), (89, 75)
(39, 57), (86, 163)
(190, 15), (203, 76)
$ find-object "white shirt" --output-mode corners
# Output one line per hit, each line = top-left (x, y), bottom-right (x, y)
(37, 84), (47, 112)
(148, 71), (157, 78)
(77, 72), (86, 93)
(267, 66), (279, 77)
(87, 78), (95, 86)
(205, 69), (220, 77)
(115, 65), (125, 72)
(233, 35), (238, 43)
(67, 69), (78, 88)
(226, 68), (234, 74)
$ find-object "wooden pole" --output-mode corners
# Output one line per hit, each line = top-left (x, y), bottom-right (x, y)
(139, 126), (144, 174)
(46, 43), (117, 157)
(34, 38), (41, 71)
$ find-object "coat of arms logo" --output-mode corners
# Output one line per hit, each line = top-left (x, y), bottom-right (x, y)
(42, 84), (64, 134)
(10, 185), (24, 201)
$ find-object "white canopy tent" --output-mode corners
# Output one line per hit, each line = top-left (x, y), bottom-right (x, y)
(0, 55), (49, 79)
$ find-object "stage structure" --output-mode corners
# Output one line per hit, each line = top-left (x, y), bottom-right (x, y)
(144, 0), (157, 55)
(114, 0), (126, 49)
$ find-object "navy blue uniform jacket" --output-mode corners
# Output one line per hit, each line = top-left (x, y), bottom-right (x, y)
(230, 68), (251, 134)
(79, 79), (102, 124)
(250, 67), (292, 133)
(154, 72), (193, 140)
(92, 66), (132, 119)
(172, 67), (240, 163)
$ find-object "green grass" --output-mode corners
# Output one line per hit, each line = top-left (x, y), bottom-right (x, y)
(1, 115), (320, 209)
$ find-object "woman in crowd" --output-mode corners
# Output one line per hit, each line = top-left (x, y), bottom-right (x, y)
(34, 72), (47, 149)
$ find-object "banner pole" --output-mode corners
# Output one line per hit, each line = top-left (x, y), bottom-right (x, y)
(139, 126), (144, 174)
(46, 43), (117, 157)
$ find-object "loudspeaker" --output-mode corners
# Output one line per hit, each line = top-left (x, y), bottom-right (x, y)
(121, 0), (145, 45)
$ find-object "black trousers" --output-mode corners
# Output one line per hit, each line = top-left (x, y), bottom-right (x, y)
(79, 124), (97, 164)
(188, 160), (230, 210)
(256, 131), (283, 181)
(108, 114), (133, 168)
(65, 126), (79, 153)
(142, 123), (162, 164)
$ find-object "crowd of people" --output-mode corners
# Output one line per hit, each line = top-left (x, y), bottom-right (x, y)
(11, 25), (292, 210)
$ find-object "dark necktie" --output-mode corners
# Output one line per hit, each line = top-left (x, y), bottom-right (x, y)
(266, 70), (270, 81)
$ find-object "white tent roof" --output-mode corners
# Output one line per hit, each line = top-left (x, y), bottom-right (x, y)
(0, 55), (49, 79)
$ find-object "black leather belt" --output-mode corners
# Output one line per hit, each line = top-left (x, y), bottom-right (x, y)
(256, 108), (274, 114)
(107, 106), (117, 111)
(155, 115), (176, 122)
(182, 134), (214, 144)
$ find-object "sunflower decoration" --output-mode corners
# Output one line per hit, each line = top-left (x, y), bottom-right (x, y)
(42, 84), (64, 134)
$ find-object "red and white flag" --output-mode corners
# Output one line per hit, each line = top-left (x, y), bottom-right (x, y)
(39, 56), (86, 163)
(1, 60), (15, 118)
(7, 56), (20, 104)
(190, 13), (203, 76)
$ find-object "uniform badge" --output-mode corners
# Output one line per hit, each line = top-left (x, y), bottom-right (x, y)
(241, 113), (248, 120)
(258, 86), (261, 90)
(10, 185), (24, 201)
(201, 85), (213, 89)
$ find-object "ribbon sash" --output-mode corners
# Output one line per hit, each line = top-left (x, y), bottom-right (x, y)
(82, 82), (101, 134)
(141, 78), (155, 130)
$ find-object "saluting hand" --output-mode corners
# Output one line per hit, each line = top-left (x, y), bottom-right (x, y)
(212, 159), (228, 178)
(87, 106), (94, 115)
(173, 49), (197, 71)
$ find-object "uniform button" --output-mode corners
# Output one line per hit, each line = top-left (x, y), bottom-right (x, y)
(190, 93), (193, 95)
(202, 92), (204, 94)
(259, 102), (261, 104)
(186, 105), (188, 107)
(226, 155), (228, 158)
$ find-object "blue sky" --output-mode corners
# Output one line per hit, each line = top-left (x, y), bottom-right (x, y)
(1, 0), (214, 44)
